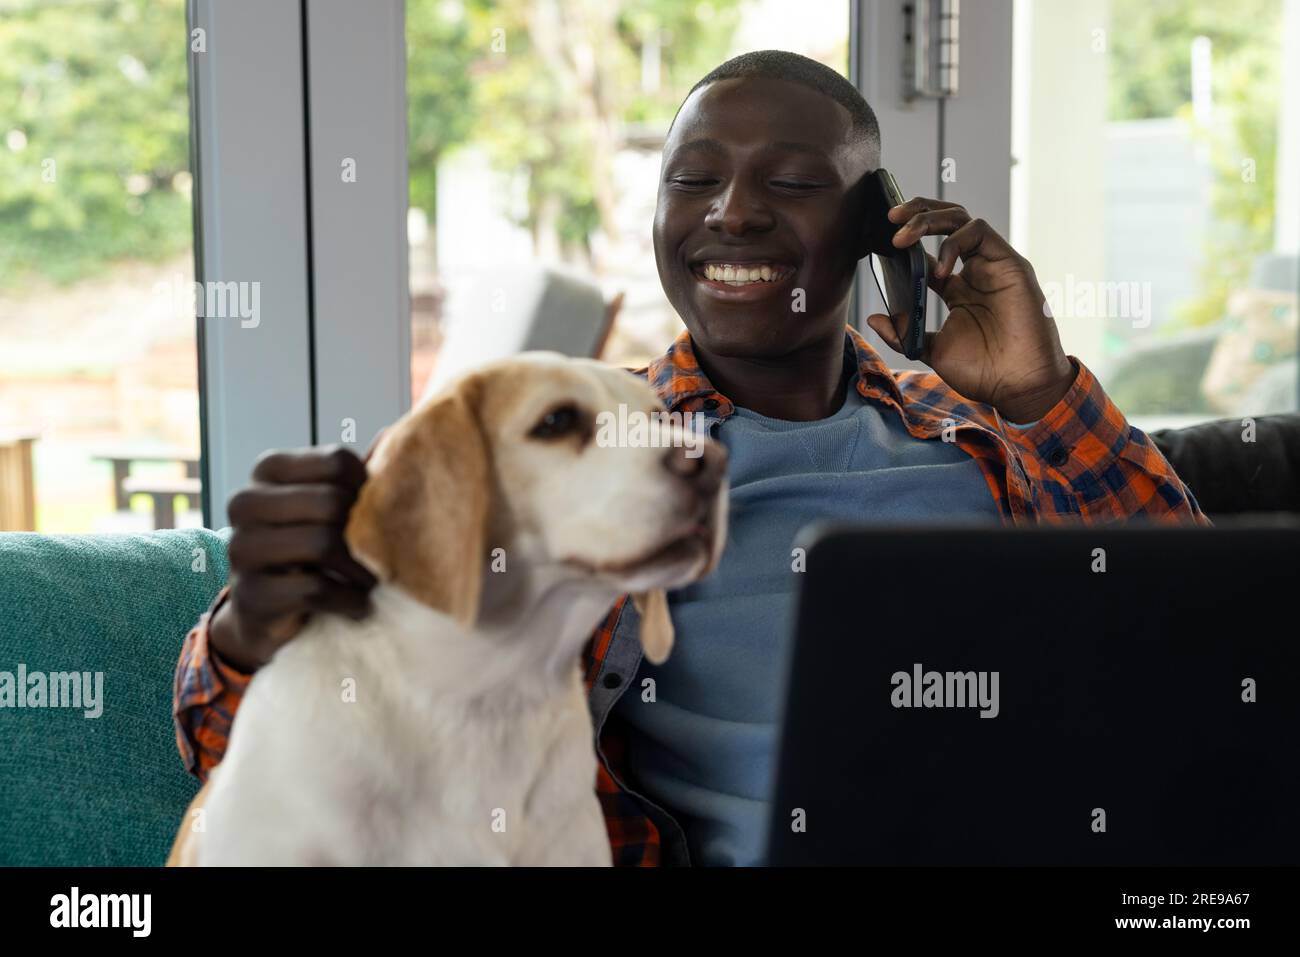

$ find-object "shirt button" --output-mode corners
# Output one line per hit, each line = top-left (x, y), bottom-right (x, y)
(1048, 446), (1070, 468)
(602, 673), (623, 689)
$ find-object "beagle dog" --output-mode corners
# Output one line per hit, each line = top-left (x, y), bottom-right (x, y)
(169, 353), (727, 866)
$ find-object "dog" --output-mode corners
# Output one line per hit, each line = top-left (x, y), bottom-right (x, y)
(168, 353), (728, 865)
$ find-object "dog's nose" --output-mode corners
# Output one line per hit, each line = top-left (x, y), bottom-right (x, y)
(662, 440), (726, 495)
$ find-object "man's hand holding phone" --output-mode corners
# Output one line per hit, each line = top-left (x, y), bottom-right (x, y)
(863, 185), (1077, 426)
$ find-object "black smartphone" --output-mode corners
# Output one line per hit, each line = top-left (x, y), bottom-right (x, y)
(863, 168), (928, 360)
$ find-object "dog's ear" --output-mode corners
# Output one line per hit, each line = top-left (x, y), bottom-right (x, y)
(632, 589), (674, 665)
(345, 380), (490, 627)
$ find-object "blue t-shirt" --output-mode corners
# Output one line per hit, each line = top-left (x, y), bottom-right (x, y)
(612, 374), (1003, 866)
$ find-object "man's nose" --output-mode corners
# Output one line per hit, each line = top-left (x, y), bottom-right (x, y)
(662, 440), (727, 496)
(705, 183), (775, 236)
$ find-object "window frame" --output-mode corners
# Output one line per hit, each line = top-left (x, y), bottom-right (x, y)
(188, 0), (315, 527)
(188, 0), (410, 527)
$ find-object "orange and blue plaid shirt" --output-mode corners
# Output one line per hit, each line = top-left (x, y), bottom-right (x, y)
(173, 325), (1208, 865)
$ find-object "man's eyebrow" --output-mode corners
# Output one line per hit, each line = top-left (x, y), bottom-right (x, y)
(762, 141), (834, 160)
(668, 137), (727, 160)
(668, 137), (835, 162)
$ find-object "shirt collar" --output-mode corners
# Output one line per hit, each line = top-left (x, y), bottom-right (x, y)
(642, 324), (905, 415)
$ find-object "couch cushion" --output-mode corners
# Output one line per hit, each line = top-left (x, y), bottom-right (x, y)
(1149, 413), (1300, 517)
(0, 529), (229, 866)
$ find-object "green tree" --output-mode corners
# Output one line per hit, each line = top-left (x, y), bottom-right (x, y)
(0, 0), (751, 287)
(0, 0), (192, 288)
(618, 0), (745, 127)
(420, 0), (743, 264)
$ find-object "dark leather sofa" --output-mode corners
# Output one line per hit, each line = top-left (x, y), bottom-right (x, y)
(1149, 413), (1300, 518)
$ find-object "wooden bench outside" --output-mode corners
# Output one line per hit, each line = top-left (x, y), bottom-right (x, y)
(121, 475), (203, 530)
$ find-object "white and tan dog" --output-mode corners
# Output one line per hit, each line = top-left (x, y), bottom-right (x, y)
(169, 353), (727, 866)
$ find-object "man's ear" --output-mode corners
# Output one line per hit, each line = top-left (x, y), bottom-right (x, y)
(848, 170), (877, 260)
(345, 380), (490, 627)
(632, 589), (674, 665)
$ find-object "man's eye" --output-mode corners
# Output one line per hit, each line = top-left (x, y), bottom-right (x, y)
(530, 404), (582, 439)
(772, 180), (820, 191)
(670, 177), (717, 188)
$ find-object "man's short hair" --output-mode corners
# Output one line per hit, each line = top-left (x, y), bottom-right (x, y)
(675, 49), (880, 157)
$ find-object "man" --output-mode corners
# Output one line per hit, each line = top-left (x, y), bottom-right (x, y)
(174, 51), (1206, 867)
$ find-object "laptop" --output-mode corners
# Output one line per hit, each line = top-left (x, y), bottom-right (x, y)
(764, 520), (1300, 865)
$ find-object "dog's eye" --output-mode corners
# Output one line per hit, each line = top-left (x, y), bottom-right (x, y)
(530, 404), (582, 440)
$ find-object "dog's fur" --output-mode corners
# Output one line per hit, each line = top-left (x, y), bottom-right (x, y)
(169, 354), (727, 866)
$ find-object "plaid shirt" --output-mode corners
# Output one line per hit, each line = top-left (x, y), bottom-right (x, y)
(174, 325), (1208, 866)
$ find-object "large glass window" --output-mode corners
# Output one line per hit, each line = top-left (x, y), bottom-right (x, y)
(0, 0), (200, 531)
(1011, 0), (1300, 431)
(405, 0), (850, 400)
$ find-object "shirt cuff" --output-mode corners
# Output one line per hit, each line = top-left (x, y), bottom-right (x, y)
(996, 356), (1130, 486)
(176, 585), (253, 707)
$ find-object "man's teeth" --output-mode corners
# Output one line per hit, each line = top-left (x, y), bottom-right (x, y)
(701, 263), (784, 284)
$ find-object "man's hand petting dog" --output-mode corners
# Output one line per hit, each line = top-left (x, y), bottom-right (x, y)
(210, 446), (377, 673)
(865, 198), (1078, 426)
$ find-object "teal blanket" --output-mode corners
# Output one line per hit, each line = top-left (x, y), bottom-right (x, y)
(0, 529), (230, 866)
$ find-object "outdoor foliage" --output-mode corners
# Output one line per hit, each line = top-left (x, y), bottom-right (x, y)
(0, 0), (192, 289)
(406, 0), (742, 265)
(1, 0), (1283, 312)
(1, 0), (744, 288)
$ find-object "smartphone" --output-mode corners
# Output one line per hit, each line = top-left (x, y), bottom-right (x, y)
(863, 168), (928, 360)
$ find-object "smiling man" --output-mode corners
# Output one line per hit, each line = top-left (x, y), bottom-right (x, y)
(172, 50), (1206, 867)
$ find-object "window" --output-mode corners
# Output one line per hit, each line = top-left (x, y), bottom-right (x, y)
(405, 0), (851, 400)
(0, 0), (200, 531)
(1011, 0), (1300, 431)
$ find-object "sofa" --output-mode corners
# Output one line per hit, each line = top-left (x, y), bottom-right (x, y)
(0, 529), (229, 865)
